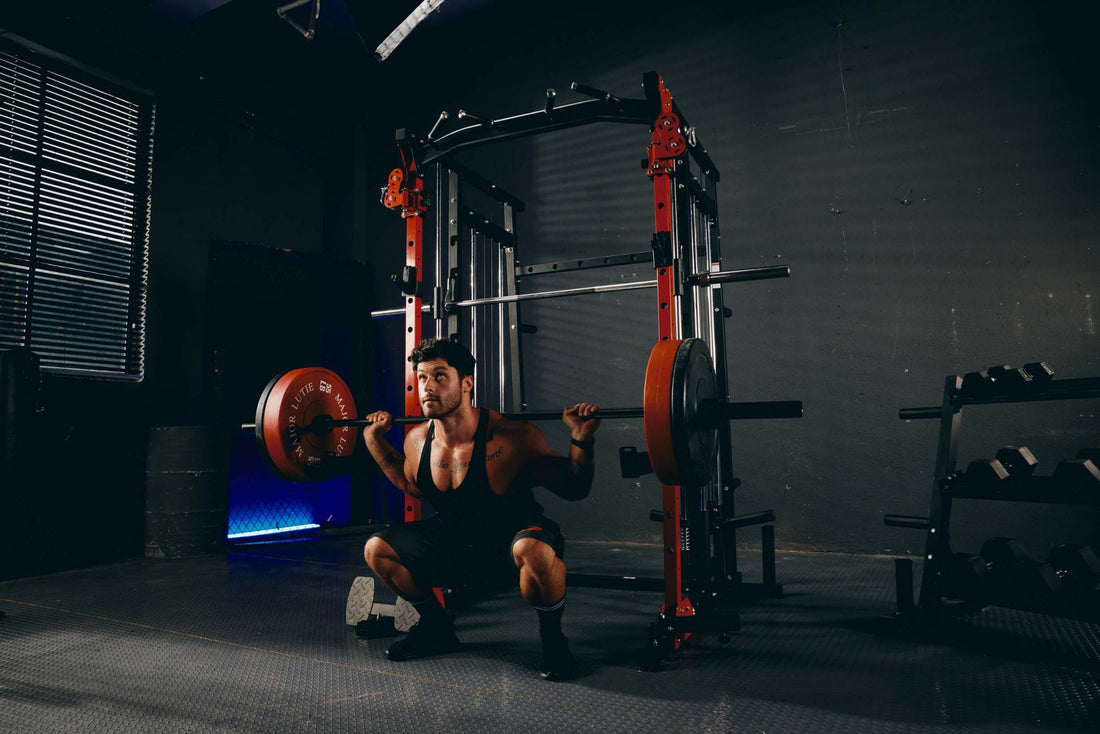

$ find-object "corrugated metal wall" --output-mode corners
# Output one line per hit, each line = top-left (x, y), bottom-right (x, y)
(366, 0), (1099, 554)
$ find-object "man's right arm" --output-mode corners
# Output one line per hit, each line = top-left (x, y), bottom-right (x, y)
(362, 411), (421, 498)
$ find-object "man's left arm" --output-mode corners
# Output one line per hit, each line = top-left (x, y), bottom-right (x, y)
(528, 403), (600, 501)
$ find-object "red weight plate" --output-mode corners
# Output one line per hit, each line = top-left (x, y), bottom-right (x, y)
(644, 340), (682, 485)
(258, 367), (358, 482)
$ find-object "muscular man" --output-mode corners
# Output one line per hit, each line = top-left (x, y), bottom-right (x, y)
(362, 338), (599, 681)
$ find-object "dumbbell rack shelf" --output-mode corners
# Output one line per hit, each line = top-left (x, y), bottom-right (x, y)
(888, 373), (1100, 622)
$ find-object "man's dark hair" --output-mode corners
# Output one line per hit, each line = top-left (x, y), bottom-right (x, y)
(410, 338), (476, 379)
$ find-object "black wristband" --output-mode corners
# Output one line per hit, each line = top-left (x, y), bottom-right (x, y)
(570, 437), (594, 450)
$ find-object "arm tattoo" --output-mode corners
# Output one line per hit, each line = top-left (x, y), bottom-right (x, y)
(381, 451), (404, 468)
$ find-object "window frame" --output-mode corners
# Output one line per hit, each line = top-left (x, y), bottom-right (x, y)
(0, 33), (154, 381)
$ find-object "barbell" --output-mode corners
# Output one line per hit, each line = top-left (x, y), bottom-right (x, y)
(245, 339), (802, 486)
(370, 264), (791, 319)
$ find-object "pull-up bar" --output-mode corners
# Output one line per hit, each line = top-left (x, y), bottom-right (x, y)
(408, 72), (719, 177)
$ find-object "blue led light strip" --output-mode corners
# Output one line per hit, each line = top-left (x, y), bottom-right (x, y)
(227, 523), (320, 540)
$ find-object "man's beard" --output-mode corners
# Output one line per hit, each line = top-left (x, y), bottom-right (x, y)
(422, 390), (460, 417)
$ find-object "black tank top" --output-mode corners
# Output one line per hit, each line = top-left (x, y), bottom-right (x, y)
(416, 408), (544, 532)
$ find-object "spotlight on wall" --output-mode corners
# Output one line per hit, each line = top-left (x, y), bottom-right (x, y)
(374, 0), (447, 61)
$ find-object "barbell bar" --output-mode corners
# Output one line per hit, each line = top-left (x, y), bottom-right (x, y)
(369, 264), (790, 319)
(242, 402), (803, 435)
(246, 339), (802, 485)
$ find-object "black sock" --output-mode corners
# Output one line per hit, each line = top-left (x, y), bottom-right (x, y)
(535, 595), (566, 642)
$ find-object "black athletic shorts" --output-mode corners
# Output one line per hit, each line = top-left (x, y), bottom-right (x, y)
(370, 515), (565, 591)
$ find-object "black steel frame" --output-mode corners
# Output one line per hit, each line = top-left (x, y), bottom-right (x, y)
(887, 374), (1100, 620)
(380, 71), (796, 667)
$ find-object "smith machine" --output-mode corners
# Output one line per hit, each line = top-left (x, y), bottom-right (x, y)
(372, 71), (801, 667)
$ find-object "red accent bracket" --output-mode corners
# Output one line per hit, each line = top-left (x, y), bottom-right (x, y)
(647, 75), (682, 345)
(645, 76), (686, 179)
(676, 598), (696, 617)
(659, 596), (697, 650)
(383, 167), (428, 218)
(383, 136), (429, 219)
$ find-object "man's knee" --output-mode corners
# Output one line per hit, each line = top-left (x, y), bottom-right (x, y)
(364, 535), (398, 572)
(512, 537), (557, 571)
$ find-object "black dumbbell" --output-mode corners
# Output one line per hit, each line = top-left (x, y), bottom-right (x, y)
(960, 368), (997, 396)
(1047, 544), (1100, 594)
(995, 446), (1038, 477)
(1053, 458), (1100, 501)
(964, 446), (1039, 491)
(961, 362), (1054, 396)
(1022, 361), (1055, 385)
(985, 364), (1033, 391)
(943, 552), (994, 600)
(981, 536), (1030, 565)
(354, 616), (397, 639)
(962, 364), (1031, 395)
(980, 537), (1063, 603)
(964, 458), (1011, 488)
(1077, 447), (1100, 464)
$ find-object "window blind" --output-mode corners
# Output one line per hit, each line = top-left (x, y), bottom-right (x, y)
(0, 40), (153, 379)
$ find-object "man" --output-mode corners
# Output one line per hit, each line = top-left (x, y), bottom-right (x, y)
(362, 338), (599, 681)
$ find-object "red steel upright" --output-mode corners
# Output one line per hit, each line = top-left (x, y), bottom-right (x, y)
(645, 74), (694, 645)
(383, 140), (428, 523)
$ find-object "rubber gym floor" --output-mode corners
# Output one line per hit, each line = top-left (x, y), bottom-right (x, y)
(1, 533), (1097, 733)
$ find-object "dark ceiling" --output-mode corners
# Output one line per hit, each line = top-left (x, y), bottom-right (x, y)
(0, 0), (506, 78)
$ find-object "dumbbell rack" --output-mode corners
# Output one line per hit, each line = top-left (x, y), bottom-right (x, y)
(887, 372), (1100, 620)
(378, 72), (792, 667)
